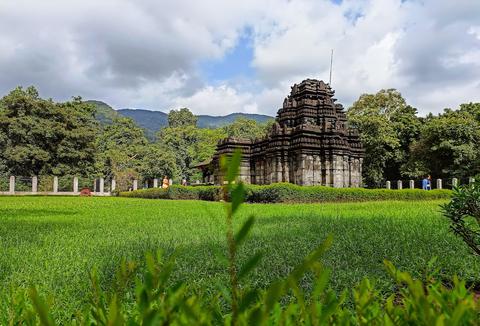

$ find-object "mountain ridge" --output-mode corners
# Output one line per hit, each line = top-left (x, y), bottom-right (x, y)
(86, 100), (274, 139)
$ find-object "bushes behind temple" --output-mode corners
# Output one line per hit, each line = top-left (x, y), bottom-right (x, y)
(119, 183), (451, 202)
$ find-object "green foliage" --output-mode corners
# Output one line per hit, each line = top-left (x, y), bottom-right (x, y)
(222, 117), (272, 141)
(86, 100), (119, 126)
(442, 180), (480, 256)
(120, 185), (221, 200)
(0, 86), (98, 176)
(157, 111), (226, 180)
(168, 107), (198, 127)
(348, 89), (421, 186)
(95, 117), (149, 189)
(408, 107), (480, 179)
(121, 183), (451, 202)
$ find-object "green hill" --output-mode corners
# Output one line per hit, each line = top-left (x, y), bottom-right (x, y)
(85, 100), (119, 125)
(87, 100), (274, 138)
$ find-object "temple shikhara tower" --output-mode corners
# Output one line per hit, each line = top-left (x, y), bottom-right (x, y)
(201, 79), (364, 187)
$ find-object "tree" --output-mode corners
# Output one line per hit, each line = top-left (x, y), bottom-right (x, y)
(95, 117), (148, 188)
(408, 107), (480, 179)
(0, 86), (98, 176)
(168, 108), (197, 127)
(157, 108), (225, 180)
(222, 117), (272, 141)
(347, 89), (421, 187)
(139, 143), (179, 180)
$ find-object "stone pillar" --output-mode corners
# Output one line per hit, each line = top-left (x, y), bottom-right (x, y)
(111, 179), (116, 191)
(99, 177), (104, 193)
(452, 178), (458, 188)
(53, 176), (58, 193)
(436, 179), (442, 189)
(133, 179), (138, 190)
(343, 156), (350, 187)
(32, 176), (38, 193)
(409, 180), (414, 189)
(358, 158), (364, 187)
(397, 180), (402, 190)
(332, 155), (344, 188)
(324, 158), (332, 187)
(305, 155), (314, 186)
(153, 178), (158, 188)
(276, 157), (282, 183)
(73, 177), (79, 193)
(313, 155), (322, 185)
(386, 181), (391, 189)
(9, 176), (15, 194)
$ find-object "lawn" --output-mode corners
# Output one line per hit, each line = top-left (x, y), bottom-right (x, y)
(0, 196), (479, 321)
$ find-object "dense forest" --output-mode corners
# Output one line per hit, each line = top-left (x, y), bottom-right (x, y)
(0, 86), (479, 188)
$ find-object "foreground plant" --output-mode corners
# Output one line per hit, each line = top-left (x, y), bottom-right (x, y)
(442, 180), (480, 256)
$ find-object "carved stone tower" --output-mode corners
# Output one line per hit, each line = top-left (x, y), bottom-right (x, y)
(209, 79), (364, 187)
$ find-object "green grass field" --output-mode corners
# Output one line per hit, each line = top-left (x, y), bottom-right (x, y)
(1, 196), (479, 320)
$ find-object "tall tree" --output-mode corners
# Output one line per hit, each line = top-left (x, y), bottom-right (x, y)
(348, 89), (421, 187)
(0, 86), (98, 176)
(95, 117), (148, 188)
(408, 106), (480, 179)
(222, 117), (272, 141)
(168, 108), (198, 127)
(157, 108), (225, 180)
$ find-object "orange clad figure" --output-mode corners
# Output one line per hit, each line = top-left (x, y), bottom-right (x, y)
(162, 175), (169, 189)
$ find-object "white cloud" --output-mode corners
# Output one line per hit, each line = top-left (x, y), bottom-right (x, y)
(0, 0), (479, 116)
(171, 85), (256, 115)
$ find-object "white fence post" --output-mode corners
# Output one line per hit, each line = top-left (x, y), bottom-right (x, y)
(53, 176), (58, 193)
(99, 177), (104, 194)
(153, 178), (158, 188)
(436, 179), (442, 189)
(111, 179), (116, 192)
(73, 177), (79, 193)
(9, 176), (15, 194)
(409, 180), (414, 189)
(452, 178), (458, 188)
(32, 176), (38, 193)
(397, 180), (403, 190)
(133, 179), (138, 191)
(386, 181), (391, 189)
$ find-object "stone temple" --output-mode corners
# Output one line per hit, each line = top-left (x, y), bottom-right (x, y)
(198, 79), (364, 187)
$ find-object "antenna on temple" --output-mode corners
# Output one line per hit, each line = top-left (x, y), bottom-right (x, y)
(329, 49), (334, 86)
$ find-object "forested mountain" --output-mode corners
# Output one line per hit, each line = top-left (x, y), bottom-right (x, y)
(87, 100), (274, 135)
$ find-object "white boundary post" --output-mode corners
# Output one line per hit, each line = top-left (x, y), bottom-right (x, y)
(32, 176), (38, 193)
(9, 176), (15, 194)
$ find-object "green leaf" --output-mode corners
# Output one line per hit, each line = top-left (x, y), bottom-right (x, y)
(238, 252), (262, 280)
(226, 149), (242, 184)
(231, 182), (245, 215)
(29, 286), (56, 326)
(235, 215), (254, 246)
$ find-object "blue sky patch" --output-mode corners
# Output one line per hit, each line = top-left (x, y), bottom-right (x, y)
(199, 28), (255, 83)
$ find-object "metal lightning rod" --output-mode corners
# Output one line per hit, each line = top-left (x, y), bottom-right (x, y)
(329, 49), (334, 86)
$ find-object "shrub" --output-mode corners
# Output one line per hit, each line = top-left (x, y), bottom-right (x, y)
(442, 180), (480, 256)
(119, 185), (222, 201)
(120, 183), (452, 203)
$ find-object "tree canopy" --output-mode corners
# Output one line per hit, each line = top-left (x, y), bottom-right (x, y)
(0, 86), (98, 177)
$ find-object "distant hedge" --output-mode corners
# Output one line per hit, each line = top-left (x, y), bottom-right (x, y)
(119, 183), (452, 203)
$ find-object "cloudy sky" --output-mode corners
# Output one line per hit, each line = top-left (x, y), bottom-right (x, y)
(0, 0), (479, 116)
